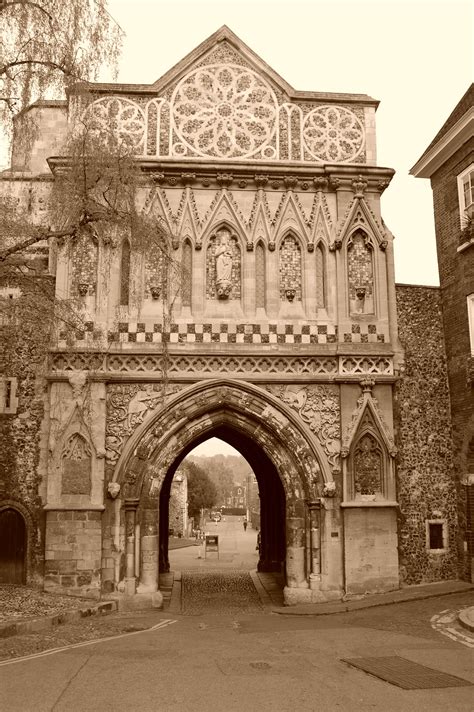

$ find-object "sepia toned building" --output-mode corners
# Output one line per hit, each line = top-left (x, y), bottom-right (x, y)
(0, 28), (465, 604)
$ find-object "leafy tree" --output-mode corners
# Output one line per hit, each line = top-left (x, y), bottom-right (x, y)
(186, 462), (218, 521)
(0, 117), (182, 340)
(190, 455), (235, 507)
(0, 0), (130, 339)
(0, 0), (122, 155)
(189, 453), (254, 507)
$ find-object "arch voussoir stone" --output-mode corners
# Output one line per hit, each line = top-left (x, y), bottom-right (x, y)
(114, 379), (332, 502)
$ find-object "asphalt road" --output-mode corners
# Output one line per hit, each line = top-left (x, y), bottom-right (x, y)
(1, 593), (473, 712)
(1, 518), (473, 711)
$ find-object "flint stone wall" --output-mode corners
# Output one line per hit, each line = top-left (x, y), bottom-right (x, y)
(395, 284), (459, 584)
(0, 274), (54, 586)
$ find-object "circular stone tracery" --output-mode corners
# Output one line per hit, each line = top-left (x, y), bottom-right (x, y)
(82, 97), (145, 150)
(171, 64), (278, 158)
(302, 105), (364, 162)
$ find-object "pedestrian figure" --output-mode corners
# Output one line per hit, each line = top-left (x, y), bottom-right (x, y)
(243, 519), (247, 532)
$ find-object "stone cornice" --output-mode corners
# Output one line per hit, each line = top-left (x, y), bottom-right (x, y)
(47, 350), (396, 384)
(46, 156), (394, 192)
(410, 107), (474, 179)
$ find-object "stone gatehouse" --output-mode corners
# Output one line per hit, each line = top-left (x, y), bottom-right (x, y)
(0, 27), (461, 604)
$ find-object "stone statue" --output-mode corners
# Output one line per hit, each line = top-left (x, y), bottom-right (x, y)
(215, 229), (233, 298)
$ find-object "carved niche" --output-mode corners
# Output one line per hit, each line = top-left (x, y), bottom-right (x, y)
(61, 433), (92, 495)
(279, 234), (302, 302)
(353, 430), (383, 496)
(70, 230), (98, 298)
(347, 229), (374, 314)
(206, 227), (241, 300)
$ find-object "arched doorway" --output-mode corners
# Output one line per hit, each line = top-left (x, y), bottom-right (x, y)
(111, 379), (334, 605)
(0, 508), (26, 584)
(158, 426), (286, 575)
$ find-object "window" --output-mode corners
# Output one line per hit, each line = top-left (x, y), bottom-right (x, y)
(0, 377), (18, 414)
(457, 165), (474, 226)
(426, 519), (448, 553)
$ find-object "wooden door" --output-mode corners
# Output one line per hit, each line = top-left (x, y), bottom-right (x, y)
(0, 508), (26, 584)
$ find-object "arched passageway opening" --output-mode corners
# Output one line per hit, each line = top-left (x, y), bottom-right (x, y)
(158, 427), (286, 575)
(112, 379), (334, 604)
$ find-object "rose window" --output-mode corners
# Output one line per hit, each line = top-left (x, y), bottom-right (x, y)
(82, 97), (145, 150)
(302, 106), (364, 162)
(171, 64), (278, 158)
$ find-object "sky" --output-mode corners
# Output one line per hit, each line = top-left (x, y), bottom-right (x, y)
(191, 438), (241, 457)
(105, 0), (473, 287)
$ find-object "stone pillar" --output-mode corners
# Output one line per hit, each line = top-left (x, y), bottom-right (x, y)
(286, 515), (307, 588)
(138, 509), (159, 593)
(308, 501), (321, 575)
(124, 500), (138, 595)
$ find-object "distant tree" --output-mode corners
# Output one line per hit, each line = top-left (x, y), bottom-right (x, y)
(188, 455), (234, 506)
(186, 462), (218, 520)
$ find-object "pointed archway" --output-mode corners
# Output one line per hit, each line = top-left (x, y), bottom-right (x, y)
(111, 379), (334, 602)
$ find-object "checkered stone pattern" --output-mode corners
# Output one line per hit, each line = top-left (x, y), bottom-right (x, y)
(59, 322), (339, 346)
(58, 322), (387, 347)
(343, 323), (385, 343)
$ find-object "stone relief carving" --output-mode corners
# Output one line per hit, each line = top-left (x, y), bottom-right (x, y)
(265, 384), (341, 472)
(214, 228), (233, 298)
(61, 433), (92, 495)
(49, 372), (89, 457)
(341, 385), (397, 458)
(105, 383), (184, 465)
(302, 106), (364, 163)
(171, 64), (278, 159)
(78, 45), (367, 165)
(82, 96), (145, 151)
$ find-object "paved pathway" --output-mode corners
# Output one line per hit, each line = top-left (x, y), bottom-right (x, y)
(168, 517), (275, 613)
(169, 515), (259, 571)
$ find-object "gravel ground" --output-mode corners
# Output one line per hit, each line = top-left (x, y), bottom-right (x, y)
(0, 584), (92, 623)
(181, 571), (263, 615)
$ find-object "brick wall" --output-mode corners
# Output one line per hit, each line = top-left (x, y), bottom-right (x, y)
(430, 138), (474, 579)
